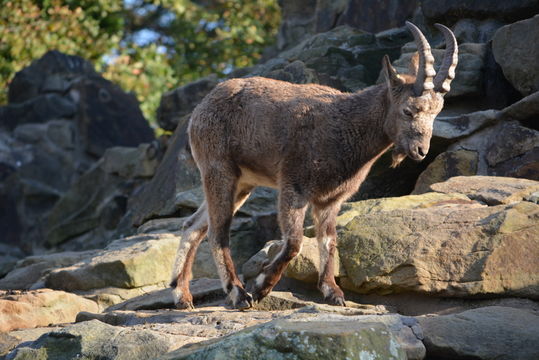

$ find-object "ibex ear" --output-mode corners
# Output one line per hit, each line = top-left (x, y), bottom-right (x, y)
(382, 55), (404, 88)
(408, 52), (419, 76)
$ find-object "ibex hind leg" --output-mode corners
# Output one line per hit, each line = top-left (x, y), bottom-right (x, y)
(313, 203), (346, 306)
(170, 202), (208, 309)
(204, 166), (254, 310)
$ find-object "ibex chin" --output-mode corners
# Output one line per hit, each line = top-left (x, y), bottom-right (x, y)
(170, 22), (458, 309)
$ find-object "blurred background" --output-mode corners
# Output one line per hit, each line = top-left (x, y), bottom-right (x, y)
(0, 0), (281, 128)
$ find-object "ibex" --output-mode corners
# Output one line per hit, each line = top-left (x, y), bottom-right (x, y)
(170, 22), (458, 309)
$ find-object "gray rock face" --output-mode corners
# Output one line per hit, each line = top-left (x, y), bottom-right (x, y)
(277, 0), (417, 50)
(493, 15), (539, 96)
(419, 306), (539, 360)
(422, 0), (539, 24)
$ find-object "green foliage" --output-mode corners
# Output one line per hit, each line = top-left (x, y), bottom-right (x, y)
(0, 0), (280, 128)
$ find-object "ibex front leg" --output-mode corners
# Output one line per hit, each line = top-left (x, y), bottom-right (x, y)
(313, 202), (346, 306)
(252, 186), (308, 302)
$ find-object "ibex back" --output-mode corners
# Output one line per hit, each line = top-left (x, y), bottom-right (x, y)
(170, 22), (458, 309)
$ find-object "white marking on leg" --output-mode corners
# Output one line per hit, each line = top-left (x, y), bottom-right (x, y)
(320, 283), (332, 298)
(172, 287), (183, 305)
(170, 230), (196, 283)
(229, 286), (240, 305)
(318, 236), (332, 272)
(255, 273), (266, 288)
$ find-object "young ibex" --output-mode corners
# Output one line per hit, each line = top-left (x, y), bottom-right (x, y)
(170, 22), (458, 309)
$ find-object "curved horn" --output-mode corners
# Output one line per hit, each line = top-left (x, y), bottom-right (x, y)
(433, 23), (458, 94)
(406, 21), (436, 96)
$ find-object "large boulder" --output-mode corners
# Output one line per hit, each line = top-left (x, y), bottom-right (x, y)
(161, 312), (425, 360)
(0, 250), (97, 290)
(44, 233), (180, 291)
(419, 306), (539, 360)
(338, 178), (539, 298)
(492, 15), (539, 96)
(0, 289), (98, 332)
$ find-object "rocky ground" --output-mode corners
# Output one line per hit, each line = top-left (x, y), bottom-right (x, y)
(1, 1), (539, 359)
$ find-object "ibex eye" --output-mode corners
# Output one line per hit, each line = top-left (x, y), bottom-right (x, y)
(403, 108), (413, 117)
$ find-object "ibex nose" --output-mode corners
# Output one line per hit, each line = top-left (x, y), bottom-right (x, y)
(417, 146), (426, 158)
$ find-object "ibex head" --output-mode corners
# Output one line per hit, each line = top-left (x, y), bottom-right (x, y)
(383, 22), (458, 167)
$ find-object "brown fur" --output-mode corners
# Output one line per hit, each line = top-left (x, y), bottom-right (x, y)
(170, 26), (456, 309)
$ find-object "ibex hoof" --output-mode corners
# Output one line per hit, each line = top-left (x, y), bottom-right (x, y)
(230, 285), (254, 310)
(176, 300), (195, 310)
(324, 294), (346, 307)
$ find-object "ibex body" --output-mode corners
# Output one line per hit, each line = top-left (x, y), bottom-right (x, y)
(170, 22), (458, 309)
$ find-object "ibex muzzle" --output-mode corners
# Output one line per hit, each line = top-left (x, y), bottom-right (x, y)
(170, 22), (458, 309)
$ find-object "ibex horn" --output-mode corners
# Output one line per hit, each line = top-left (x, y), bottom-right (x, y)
(433, 23), (458, 94)
(406, 21), (436, 96)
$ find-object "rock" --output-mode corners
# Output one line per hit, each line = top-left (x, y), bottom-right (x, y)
(412, 150), (479, 194)
(0, 250), (97, 290)
(393, 43), (486, 99)
(501, 90), (539, 123)
(452, 18), (504, 43)
(338, 195), (539, 298)
(419, 306), (539, 360)
(107, 278), (223, 311)
(161, 312), (425, 360)
(157, 74), (219, 131)
(266, 60), (319, 84)
(0, 244), (25, 278)
(337, 0), (418, 34)
(0, 50), (155, 252)
(7, 319), (172, 360)
(1, 327), (62, 357)
(422, 0), (539, 24)
(128, 117), (200, 227)
(493, 15), (539, 96)
(0, 94), (76, 130)
(43, 159), (145, 250)
(8, 50), (97, 104)
(0, 333), (19, 357)
(75, 284), (167, 311)
(433, 109), (498, 140)
(45, 233), (180, 291)
(0, 289), (98, 332)
(416, 121), (539, 188)
(417, 176), (539, 205)
(277, 0), (417, 50)
(101, 144), (160, 179)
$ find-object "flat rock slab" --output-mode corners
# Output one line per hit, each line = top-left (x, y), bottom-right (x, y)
(45, 233), (180, 291)
(424, 175), (539, 205)
(0, 289), (98, 332)
(419, 306), (539, 360)
(107, 278), (224, 311)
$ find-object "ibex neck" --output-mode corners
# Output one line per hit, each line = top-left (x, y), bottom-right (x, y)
(338, 84), (393, 163)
